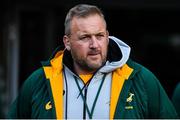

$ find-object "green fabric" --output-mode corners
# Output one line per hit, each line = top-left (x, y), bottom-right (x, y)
(7, 59), (178, 119)
(172, 82), (180, 117)
(114, 60), (178, 118)
(0, 94), (3, 118)
(7, 68), (56, 119)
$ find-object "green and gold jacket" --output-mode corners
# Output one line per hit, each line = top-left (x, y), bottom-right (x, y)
(8, 36), (178, 119)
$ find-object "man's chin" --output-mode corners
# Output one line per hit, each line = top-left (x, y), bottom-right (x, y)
(87, 62), (103, 70)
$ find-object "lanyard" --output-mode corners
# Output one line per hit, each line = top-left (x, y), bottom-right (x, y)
(74, 74), (107, 119)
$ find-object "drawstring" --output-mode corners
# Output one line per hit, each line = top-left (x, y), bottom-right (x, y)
(74, 74), (107, 119)
(77, 80), (91, 98)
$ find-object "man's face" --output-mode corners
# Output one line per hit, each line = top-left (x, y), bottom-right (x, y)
(64, 14), (109, 74)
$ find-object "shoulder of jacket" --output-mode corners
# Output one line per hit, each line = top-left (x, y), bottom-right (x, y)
(27, 67), (46, 81)
(126, 59), (160, 93)
(21, 67), (46, 90)
(127, 59), (157, 79)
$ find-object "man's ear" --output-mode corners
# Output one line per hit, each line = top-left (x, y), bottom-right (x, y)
(63, 35), (71, 51)
(106, 30), (109, 43)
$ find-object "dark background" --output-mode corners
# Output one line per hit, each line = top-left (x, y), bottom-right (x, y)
(0, 0), (180, 118)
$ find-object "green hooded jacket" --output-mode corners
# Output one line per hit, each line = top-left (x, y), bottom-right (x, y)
(7, 36), (178, 119)
(7, 57), (178, 119)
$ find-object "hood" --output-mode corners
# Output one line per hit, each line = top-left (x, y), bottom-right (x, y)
(99, 36), (131, 73)
(43, 36), (131, 74)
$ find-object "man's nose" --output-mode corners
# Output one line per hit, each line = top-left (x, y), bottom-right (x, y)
(89, 36), (98, 48)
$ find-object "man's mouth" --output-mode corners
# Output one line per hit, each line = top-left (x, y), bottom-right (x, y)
(88, 51), (101, 60)
(88, 50), (101, 55)
(88, 53), (99, 55)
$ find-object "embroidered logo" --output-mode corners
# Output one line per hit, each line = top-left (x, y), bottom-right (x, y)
(126, 93), (134, 103)
(125, 92), (134, 110)
(125, 106), (133, 109)
(45, 101), (52, 110)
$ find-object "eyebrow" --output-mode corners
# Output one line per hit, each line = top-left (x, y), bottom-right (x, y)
(79, 31), (106, 36)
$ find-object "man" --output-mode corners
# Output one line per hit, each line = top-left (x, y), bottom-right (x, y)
(8, 4), (178, 119)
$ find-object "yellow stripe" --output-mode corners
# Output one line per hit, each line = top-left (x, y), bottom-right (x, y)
(110, 64), (133, 119)
(43, 52), (64, 119)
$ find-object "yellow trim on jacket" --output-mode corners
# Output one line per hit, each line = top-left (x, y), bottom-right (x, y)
(110, 64), (133, 119)
(43, 51), (64, 119)
(43, 51), (133, 119)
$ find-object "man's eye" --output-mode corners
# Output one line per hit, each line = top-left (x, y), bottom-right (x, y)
(96, 34), (105, 40)
(80, 37), (87, 39)
(79, 36), (90, 41)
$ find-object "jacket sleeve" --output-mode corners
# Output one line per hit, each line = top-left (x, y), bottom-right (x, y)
(7, 68), (43, 118)
(141, 66), (178, 118)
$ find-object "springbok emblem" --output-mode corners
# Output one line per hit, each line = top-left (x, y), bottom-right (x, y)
(126, 93), (134, 103)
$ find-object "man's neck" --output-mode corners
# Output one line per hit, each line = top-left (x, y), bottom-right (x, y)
(73, 63), (96, 75)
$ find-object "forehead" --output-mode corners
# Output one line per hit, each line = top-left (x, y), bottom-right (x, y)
(71, 14), (106, 34)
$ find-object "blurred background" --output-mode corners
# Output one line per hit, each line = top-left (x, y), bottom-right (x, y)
(0, 0), (180, 118)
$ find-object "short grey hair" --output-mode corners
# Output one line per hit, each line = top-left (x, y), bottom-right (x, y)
(64, 4), (106, 36)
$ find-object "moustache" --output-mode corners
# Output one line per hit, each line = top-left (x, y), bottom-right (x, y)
(88, 50), (101, 55)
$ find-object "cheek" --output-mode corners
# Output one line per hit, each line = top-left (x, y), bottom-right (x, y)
(100, 41), (108, 52)
(71, 44), (88, 56)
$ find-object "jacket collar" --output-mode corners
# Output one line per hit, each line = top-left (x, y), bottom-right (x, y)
(126, 59), (142, 79)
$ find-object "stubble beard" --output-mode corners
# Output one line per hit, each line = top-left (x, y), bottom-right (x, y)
(71, 51), (107, 73)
